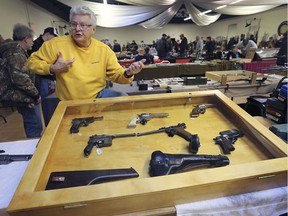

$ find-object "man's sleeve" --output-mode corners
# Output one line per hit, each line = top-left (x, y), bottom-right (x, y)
(27, 41), (56, 76)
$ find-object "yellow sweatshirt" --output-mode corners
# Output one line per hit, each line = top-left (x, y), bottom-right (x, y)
(27, 36), (133, 100)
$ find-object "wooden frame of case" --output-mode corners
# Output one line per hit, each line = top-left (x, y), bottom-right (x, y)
(8, 90), (287, 216)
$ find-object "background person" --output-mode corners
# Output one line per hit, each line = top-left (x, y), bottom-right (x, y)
(27, 27), (58, 126)
(0, 23), (42, 138)
(226, 45), (244, 60)
(134, 47), (154, 65)
(179, 33), (188, 57)
(156, 33), (169, 59)
(236, 38), (258, 56)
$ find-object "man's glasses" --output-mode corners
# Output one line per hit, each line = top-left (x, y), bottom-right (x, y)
(69, 23), (93, 30)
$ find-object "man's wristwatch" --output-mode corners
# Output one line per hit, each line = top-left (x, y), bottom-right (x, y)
(124, 69), (133, 78)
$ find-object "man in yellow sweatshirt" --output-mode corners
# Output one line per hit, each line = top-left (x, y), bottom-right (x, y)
(27, 5), (145, 101)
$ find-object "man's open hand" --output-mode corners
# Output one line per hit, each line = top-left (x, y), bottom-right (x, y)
(50, 52), (75, 74)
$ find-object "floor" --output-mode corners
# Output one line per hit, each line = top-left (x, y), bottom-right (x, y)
(0, 107), (28, 142)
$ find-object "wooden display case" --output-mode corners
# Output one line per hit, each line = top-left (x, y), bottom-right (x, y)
(205, 70), (265, 85)
(8, 91), (287, 216)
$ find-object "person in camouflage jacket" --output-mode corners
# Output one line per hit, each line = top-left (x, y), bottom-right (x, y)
(0, 24), (42, 138)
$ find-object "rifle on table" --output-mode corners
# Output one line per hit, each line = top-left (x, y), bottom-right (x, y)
(70, 116), (103, 134)
(45, 167), (139, 190)
(0, 154), (33, 165)
(213, 129), (244, 154)
(149, 151), (229, 176)
(84, 123), (200, 157)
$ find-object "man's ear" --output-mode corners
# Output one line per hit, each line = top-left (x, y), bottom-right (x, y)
(92, 27), (96, 34)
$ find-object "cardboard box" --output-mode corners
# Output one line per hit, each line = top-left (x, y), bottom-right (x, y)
(8, 91), (287, 216)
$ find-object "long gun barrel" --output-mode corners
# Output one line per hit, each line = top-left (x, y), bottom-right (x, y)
(0, 154), (33, 165)
(45, 167), (139, 190)
(70, 116), (104, 134)
(149, 151), (229, 176)
(84, 123), (200, 157)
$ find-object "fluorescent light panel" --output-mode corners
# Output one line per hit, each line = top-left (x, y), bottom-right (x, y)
(215, 5), (227, 10)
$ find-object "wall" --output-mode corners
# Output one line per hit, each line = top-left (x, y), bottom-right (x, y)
(0, 0), (65, 39)
(0, 0), (287, 46)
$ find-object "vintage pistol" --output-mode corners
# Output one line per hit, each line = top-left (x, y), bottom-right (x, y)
(137, 123), (200, 153)
(213, 129), (244, 154)
(149, 151), (229, 176)
(84, 132), (136, 157)
(127, 113), (169, 128)
(70, 116), (104, 134)
(45, 167), (139, 190)
(0, 154), (33, 165)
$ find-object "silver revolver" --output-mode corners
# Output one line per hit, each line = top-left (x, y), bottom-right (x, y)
(127, 113), (169, 128)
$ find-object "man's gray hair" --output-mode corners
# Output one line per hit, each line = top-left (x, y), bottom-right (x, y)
(69, 5), (97, 26)
(12, 23), (34, 41)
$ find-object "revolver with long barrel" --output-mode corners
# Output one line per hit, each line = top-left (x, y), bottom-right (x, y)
(149, 151), (229, 176)
(127, 113), (169, 128)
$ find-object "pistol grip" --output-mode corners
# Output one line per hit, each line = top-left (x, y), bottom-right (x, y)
(188, 134), (200, 154)
(127, 116), (140, 128)
(70, 123), (81, 134)
(84, 142), (94, 157)
(174, 128), (192, 141)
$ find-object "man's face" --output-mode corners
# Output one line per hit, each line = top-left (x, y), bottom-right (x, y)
(24, 37), (34, 50)
(46, 33), (56, 41)
(70, 14), (96, 47)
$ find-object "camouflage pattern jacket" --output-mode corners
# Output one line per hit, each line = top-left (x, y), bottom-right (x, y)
(0, 40), (39, 108)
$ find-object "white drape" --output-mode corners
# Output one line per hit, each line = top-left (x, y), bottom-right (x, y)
(57, 0), (287, 29)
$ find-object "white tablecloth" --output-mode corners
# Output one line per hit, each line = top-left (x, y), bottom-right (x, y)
(176, 186), (288, 216)
(0, 139), (39, 216)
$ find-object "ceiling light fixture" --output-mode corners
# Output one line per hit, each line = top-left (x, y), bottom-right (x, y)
(215, 5), (227, 10)
(184, 17), (191, 21)
(200, 10), (212, 15)
(230, 0), (242, 5)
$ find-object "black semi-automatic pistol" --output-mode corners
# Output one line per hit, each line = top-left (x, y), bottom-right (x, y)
(0, 154), (33, 165)
(70, 116), (104, 134)
(213, 129), (244, 154)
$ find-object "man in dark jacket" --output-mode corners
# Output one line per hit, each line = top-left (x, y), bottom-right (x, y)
(134, 47), (154, 65)
(27, 27), (57, 126)
(156, 34), (169, 59)
(179, 34), (188, 57)
(112, 39), (121, 53)
(0, 23), (42, 138)
(276, 31), (287, 66)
